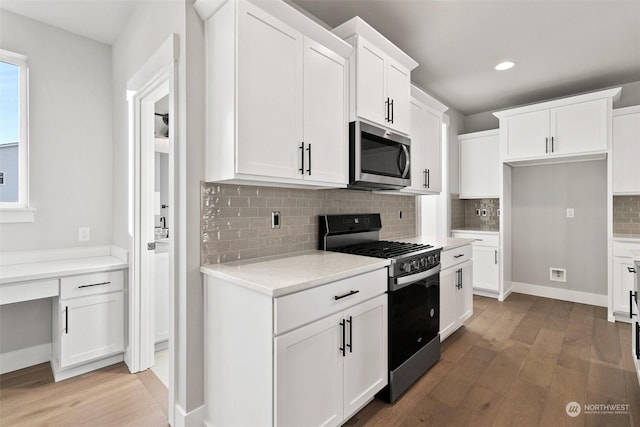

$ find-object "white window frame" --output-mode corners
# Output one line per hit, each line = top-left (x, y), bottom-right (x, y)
(0, 49), (34, 222)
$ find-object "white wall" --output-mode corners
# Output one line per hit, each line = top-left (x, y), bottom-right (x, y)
(111, 0), (205, 420)
(0, 10), (113, 251)
(0, 10), (113, 355)
(447, 108), (465, 195)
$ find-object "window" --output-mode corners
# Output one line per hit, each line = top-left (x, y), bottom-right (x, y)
(0, 49), (32, 222)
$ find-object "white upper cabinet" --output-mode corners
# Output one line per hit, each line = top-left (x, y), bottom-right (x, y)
(198, 0), (351, 188)
(399, 85), (447, 195)
(236, 5), (303, 180)
(494, 88), (620, 165)
(333, 17), (418, 136)
(612, 106), (640, 194)
(459, 129), (500, 199)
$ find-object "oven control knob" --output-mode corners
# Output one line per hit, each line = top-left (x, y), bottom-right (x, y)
(401, 262), (412, 273)
(412, 260), (420, 269)
(427, 255), (434, 265)
(420, 258), (427, 267)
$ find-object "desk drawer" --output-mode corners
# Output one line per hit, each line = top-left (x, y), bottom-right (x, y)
(0, 279), (59, 305)
(61, 270), (124, 299)
(274, 268), (387, 335)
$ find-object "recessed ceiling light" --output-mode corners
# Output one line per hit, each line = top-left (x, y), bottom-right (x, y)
(495, 61), (515, 71)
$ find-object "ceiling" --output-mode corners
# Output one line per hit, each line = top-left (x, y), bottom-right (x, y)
(291, 0), (640, 115)
(0, 0), (136, 46)
(1, 1), (639, 115)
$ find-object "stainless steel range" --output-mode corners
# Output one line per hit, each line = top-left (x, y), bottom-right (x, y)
(319, 213), (441, 402)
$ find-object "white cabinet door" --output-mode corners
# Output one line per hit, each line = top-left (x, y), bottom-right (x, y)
(505, 109), (550, 160)
(405, 99), (426, 192)
(275, 311), (344, 427)
(613, 109), (640, 194)
(613, 257), (637, 316)
(550, 99), (607, 156)
(460, 261), (473, 322)
(237, 2), (303, 179)
(59, 292), (124, 368)
(386, 60), (411, 135)
(356, 39), (386, 126)
(343, 295), (387, 420)
(422, 109), (442, 192)
(473, 246), (499, 292)
(439, 266), (458, 339)
(303, 38), (348, 185)
(459, 131), (499, 198)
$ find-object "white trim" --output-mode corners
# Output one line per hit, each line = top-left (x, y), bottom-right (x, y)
(0, 343), (51, 374)
(613, 105), (640, 116)
(493, 87), (622, 118)
(473, 288), (499, 299)
(174, 403), (204, 427)
(51, 353), (123, 382)
(0, 207), (35, 223)
(511, 281), (607, 307)
(0, 49), (30, 210)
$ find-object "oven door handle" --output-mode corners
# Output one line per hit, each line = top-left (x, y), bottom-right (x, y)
(391, 264), (440, 292)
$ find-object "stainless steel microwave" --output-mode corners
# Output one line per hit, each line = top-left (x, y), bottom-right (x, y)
(348, 121), (411, 190)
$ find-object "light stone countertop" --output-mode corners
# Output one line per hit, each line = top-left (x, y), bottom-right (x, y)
(612, 234), (640, 243)
(201, 250), (391, 297)
(0, 256), (128, 285)
(450, 228), (500, 235)
(396, 235), (475, 251)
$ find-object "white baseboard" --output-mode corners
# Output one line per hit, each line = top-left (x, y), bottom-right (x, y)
(174, 403), (204, 427)
(511, 281), (607, 307)
(0, 343), (51, 374)
(51, 353), (123, 382)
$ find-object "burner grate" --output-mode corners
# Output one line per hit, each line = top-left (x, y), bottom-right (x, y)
(333, 240), (433, 259)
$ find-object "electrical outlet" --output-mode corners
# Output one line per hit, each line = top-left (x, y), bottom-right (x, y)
(271, 211), (280, 229)
(475, 208), (481, 217)
(78, 227), (90, 241)
(566, 208), (575, 218)
(481, 209), (487, 217)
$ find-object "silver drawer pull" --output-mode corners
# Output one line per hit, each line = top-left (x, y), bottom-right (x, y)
(453, 254), (465, 258)
(474, 239), (483, 242)
(78, 281), (111, 289)
(334, 290), (359, 300)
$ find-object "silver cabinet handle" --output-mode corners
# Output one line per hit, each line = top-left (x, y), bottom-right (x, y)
(454, 254), (464, 259)
(628, 267), (636, 273)
(495, 250), (498, 264)
(545, 137), (549, 153)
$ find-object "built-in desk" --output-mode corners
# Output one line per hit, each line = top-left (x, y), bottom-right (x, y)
(0, 247), (128, 379)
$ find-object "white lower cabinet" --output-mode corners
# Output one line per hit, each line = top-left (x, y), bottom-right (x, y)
(275, 295), (387, 426)
(204, 268), (388, 427)
(440, 244), (473, 341)
(452, 231), (500, 297)
(632, 263), (640, 384)
(612, 240), (640, 321)
(51, 270), (125, 381)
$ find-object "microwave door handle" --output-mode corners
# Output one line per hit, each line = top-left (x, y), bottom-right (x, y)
(400, 145), (410, 178)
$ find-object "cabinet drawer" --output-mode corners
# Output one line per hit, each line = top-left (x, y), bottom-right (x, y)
(274, 268), (387, 335)
(60, 270), (124, 299)
(441, 245), (472, 270)
(613, 240), (640, 258)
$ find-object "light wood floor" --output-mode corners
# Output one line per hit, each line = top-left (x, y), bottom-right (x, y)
(1, 293), (639, 426)
(0, 361), (168, 426)
(346, 293), (640, 427)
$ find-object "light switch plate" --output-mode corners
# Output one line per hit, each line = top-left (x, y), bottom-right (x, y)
(566, 208), (575, 218)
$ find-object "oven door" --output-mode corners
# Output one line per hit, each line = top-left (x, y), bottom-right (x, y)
(349, 121), (411, 190)
(388, 265), (440, 371)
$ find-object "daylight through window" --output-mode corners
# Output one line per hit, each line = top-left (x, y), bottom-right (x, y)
(0, 49), (28, 207)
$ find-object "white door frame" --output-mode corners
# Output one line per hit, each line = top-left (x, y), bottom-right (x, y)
(126, 34), (178, 426)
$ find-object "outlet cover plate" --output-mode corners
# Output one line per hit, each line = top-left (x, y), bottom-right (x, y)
(78, 227), (90, 241)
